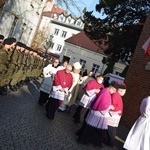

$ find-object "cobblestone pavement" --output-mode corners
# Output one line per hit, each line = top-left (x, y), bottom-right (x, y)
(0, 79), (128, 150)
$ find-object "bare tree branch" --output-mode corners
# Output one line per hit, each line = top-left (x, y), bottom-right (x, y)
(56, 0), (84, 16)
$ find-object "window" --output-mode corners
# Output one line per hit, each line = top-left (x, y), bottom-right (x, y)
(115, 71), (120, 75)
(61, 31), (67, 38)
(50, 42), (54, 49)
(92, 63), (100, 74)
(80, 59), (86, 69)
(66, 17), (71, 23)
(18, 23), (26, 41)
(9, 16), (18, 37)
(68, 18), (71, 23)
(54, 28), (59, 35)
(60, 16), (64, 21)
(56, 44), (62, 52)
(77, 21), (81, 26)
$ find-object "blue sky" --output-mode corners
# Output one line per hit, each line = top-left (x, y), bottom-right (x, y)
(56, 0), (101, 18)
(82, 0), (100, 17)
(79, 0), (99, 11)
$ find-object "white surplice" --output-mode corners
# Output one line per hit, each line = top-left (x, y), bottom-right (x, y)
(123, 96), (150, 150)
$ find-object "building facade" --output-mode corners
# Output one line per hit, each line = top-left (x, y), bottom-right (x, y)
(39, 10), (84, 55)
(0, 0), (50, 46)
(60, 31), (126, 75)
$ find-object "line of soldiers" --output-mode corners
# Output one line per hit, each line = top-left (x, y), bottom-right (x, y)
(0, 35), (47, 95)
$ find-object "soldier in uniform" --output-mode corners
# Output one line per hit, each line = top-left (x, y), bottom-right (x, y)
(36, 54), (45, 78)
(0, 38), (16, 95)
(21, 48), (30, 84)
(9, 42), (26, 90)
(27, 48), (35, 81)
(14, 42), (27, 87)
(31, 51), (41, 79)
(4, 38), (17, 91)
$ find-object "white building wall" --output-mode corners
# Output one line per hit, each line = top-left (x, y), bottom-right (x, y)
(0, 12), (14, 36)
(0, 0), (48, 46)
(113, 62), (126, 74)
(49, 21), (81, 54)
(60, 43), (106, 74)
(60, 42), (126, 75)
(35, 7), (84, 55)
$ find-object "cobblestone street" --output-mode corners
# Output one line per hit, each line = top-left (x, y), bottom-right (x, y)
(0, 79), (127, 150)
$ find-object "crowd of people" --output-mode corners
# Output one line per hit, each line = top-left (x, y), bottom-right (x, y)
(1, 34), (149, 149)
(38, 58), (129, 148)
(0, 34), (48, 95)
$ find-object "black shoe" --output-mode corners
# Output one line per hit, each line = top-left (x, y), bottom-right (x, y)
(75, 129), (81, 136)
(46, 114), (54, 120)
(57, 109), (64, 112)
(19, 81), (24, 87)
(5, 86), (11, 93)
(0, 88), (7, 95)
(14, 85), (18, 90)
(16, 82), (22, 88)
(9, 85), (17, 91)
(1, 86), (10, 93)
(21, 81), (26, 86)
(35, 77), (39, 80)
(25, 78), (30, 83)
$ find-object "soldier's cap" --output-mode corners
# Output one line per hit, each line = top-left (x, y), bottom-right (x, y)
(3, 37), (17, 45)
(26, 46), (35, 52)
(8, 37), (16, 43)
(0, 35), (4, 40)
(21, 44), (27, 49)
(16, 41), (26, 48)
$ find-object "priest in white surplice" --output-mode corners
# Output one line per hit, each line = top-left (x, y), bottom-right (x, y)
(123, 96), (150, 150)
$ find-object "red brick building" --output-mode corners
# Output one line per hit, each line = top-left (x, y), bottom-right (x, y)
(121, 13), (150, 129)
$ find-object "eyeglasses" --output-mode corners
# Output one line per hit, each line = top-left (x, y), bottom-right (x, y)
(54, 61), (59, 63)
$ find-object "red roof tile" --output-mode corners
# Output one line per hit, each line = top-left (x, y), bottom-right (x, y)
(65, 31), (106, 54)
(43, 4), (66, 17)
(51, 5), (66, 14)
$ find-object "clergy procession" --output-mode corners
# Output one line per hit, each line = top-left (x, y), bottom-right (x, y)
(36, 55), (128, 149)
(1, 34), (150, 150)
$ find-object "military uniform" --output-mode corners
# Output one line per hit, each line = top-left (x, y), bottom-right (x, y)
(0, 37), (16, 95)
(9, 47), (21, 90)
(0, 48), (9, 90)
(13, 42), (26, 86)
(21, 49), (30, 83)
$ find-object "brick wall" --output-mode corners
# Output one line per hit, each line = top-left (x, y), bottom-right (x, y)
(120, 13), (150, 129)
